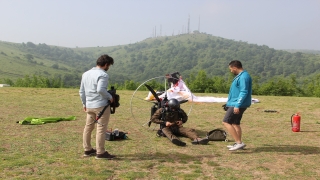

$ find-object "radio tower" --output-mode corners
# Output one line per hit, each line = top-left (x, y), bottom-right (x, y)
(198, 15), (200, 32)
(187, 15), (190, 34)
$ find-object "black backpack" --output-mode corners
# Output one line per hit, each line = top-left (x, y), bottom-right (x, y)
(105, 130), (128, 141)
(207, 129), (228, 141)
(108, 86), (120, 114)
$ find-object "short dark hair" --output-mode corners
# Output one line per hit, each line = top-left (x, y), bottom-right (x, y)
(167, 72), (180, 84)
(96, 54), (114, 67)
(229, 60), (242, 68)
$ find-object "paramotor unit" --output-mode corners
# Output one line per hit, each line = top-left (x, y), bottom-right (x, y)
(130, 73), (193, 129)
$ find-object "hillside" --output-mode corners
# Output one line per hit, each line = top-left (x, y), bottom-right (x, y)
(1, 33), (320, 86)
(0, 41), (95, 87)
(0, 41), (82, 84)
(103, 33), (320, 83)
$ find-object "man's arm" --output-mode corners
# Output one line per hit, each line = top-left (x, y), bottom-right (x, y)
(97, 75), (113, 101)
(79, 77), (86, 108)
(151, 109), (166, 124)
(236, 76), (250, 108)
(180, 109), (188, 123)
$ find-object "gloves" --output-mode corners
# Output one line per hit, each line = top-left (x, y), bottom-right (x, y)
(222, 104), (228, 111)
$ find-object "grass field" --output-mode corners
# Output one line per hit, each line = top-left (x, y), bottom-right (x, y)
(1, 88), (320, 179)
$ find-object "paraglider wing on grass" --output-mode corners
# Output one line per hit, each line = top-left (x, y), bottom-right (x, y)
(17, 116), (76, 125)
(146, 78), (259, 103)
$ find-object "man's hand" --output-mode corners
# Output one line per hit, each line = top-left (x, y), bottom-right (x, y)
(165, 121), (182, 126)
(165, 121), (174, 126)
(109, 98), (114, 103)
(234, 107), (240, 114)
(176, 121), (183, 126)
(83, 107), (87, 112)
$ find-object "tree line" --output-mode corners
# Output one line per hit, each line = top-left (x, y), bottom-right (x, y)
(1, 73), (80, 88)
(2, 70), (320, 97)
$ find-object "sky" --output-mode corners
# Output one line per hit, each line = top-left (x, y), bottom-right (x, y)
(1, 0), (320, 50)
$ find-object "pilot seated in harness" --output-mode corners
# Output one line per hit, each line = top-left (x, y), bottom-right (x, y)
(150, 98), (209, 146)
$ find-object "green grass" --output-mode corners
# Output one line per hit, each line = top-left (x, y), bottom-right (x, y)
(1, 88), (320, 179)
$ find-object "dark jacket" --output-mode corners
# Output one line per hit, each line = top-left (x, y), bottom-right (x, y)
(151, 107), (188, 125)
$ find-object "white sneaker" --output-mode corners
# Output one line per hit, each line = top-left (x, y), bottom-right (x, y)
(229, 143), (246, 151)
(227, 143), (236, 149)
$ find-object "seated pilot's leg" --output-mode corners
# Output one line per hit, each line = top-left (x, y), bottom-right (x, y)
(178, 127), (209, 145)
(178, 127), (198, 140)
(162, 127), (186, 146)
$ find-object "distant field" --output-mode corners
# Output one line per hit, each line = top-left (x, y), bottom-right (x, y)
(1, 88), (320, 179)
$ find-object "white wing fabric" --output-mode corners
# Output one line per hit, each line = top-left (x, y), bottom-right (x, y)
(147, 79), (259, 104)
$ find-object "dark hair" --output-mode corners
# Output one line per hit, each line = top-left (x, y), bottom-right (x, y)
(96, 54), (114, 67)
(167, 72), (180, 84)
(229, 60), (242, 68)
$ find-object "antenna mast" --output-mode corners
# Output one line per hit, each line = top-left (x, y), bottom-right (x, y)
(188, 15), (190, 34)
(198, 15), (200, 32)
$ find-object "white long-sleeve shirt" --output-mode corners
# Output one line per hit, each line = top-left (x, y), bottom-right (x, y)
(79, 67), (113, 108)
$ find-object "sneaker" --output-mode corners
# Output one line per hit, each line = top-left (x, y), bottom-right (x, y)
(192, 138), (209, 145)
(229, 143), (246, 151)
(172, 139), (186, 146)
(83, 148), (96, 157)
(95, 151), (116, 160)
(227, 143), (237, 149)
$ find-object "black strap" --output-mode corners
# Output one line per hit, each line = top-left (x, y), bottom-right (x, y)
(94, 104), (110, 123)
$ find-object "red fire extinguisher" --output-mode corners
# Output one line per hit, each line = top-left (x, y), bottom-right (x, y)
(291, 113), (301, 132)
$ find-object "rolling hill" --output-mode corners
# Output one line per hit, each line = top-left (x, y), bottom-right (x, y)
(1, 33), (320, 86)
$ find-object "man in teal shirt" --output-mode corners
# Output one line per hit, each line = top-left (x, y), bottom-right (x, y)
(223, 60), (252, 151)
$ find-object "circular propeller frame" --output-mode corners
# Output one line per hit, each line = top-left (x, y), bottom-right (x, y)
(130, 76), (193, 129)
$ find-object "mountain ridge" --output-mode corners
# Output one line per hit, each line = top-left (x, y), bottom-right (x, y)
(1, 33), (320, 86)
